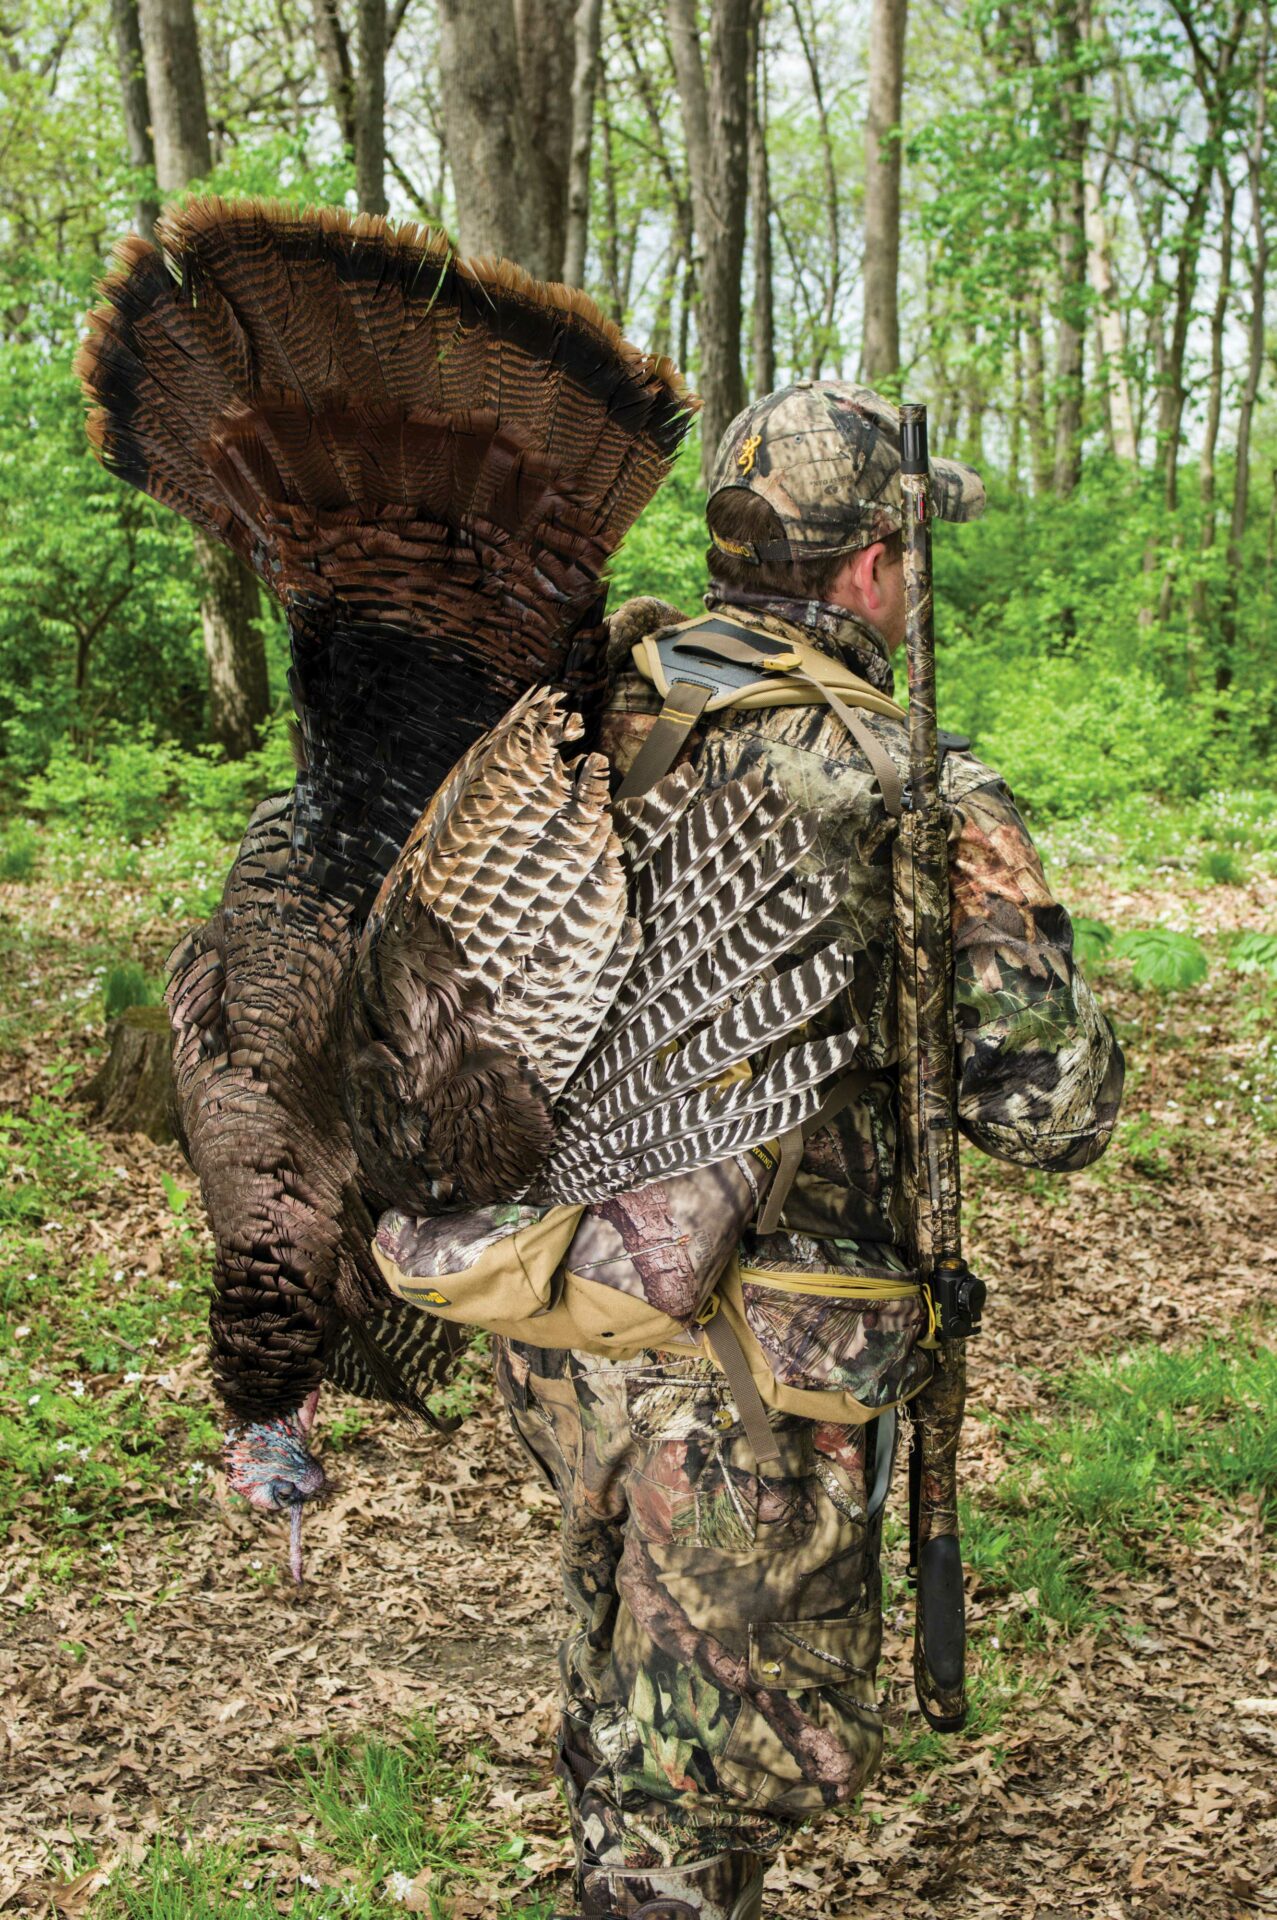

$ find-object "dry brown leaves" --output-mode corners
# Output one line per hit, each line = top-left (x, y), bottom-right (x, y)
(1, 865), (1275, 1918)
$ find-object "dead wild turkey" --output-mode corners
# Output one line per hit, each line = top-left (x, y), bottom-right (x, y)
(78, 201), (855, 1577)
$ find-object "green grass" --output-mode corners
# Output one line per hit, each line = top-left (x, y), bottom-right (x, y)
(0, 818), (37, 879)
(961, 1329), (1277, 1641)
(0, 1089), (220, 1577)
(82, 1720), (558, 1919)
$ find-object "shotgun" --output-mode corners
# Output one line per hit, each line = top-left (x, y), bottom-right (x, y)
(895, 403), (987, 1732)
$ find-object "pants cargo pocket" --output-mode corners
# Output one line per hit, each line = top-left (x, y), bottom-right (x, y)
(717, 1609), (885, 1815)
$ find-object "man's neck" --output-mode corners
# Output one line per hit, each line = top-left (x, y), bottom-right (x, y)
(702, 582), (895, 694)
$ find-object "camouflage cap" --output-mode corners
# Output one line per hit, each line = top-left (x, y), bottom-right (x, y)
(707, 381), (985, 564)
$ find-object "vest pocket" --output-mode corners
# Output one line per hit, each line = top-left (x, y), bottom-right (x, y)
(738, 1270), (932, 1409)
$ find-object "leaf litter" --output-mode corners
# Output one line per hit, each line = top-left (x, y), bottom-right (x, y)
(0, 858), (1274, 1918)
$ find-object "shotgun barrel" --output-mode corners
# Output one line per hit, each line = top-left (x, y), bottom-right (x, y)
(895, 402), (985, 1733)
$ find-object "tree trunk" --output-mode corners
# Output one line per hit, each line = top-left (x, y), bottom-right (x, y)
(666, 0), (751, 484)
(747, 0), (774, 396)
(1191, 172), (1235, 636)
(1084, 158), (1136, 464)
(514, 0), (576, 281)
(195, 533), (270, 757)
(1022, 282), (1051, 496)
(861, 0), (906, 385)
(353, 0), (387, 213)
(1218, 2), (1270, 692)
(562, 0), (604, 287)
(81, 1006), (175, 1144)
(438, 0), (535, 263)
(137, 0), (270, 758)
(137, 0), (211, 186)
(1051, 0), (1086, 496)
(311, 0), (356, 158)
(790, 0), (841, 377)
(110, 0), (160, 244)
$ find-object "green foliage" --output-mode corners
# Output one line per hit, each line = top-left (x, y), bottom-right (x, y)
(25, 724), (295, 843)
(0, 1088), (219, 1568)
(964, 1330), (1277, 1636)
(1070, 915), (1114, 971)
(1226, 931), (1277, 978)
(89, 1719), (556, 1918)
(1199, 846), (1246, 885)
(0, 820), (37, 879)
(608, 437), (706, 614)
(1110, 927), (1209, 991)
(102, 962), (160, 1020)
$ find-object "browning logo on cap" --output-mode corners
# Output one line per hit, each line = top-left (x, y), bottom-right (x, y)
(709, 381), (985, 564)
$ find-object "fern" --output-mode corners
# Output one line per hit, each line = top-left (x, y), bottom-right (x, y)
(1071, 915), (1114, 971)
(1110, 927), (1208, 992)
(1226, 931), (1277, 978)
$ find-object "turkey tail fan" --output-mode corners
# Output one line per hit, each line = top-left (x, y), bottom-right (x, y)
(540, 768), (861, 1204)
(76, 197), (698, 801)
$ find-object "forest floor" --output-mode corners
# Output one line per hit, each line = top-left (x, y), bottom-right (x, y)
(0, 805), (1275, 1920)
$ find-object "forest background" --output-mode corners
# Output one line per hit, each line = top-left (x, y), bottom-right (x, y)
(1, 2), (1276, 1918)
(2, 0), (1275, 815)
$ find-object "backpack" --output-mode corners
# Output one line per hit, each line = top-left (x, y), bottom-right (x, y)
(372, 610), (938, 1460)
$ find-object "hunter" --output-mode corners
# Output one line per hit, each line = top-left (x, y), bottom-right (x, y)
(491, 382), (1125, 1920)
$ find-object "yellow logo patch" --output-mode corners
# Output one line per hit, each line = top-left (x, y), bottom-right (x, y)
(737, 432), (762, 475)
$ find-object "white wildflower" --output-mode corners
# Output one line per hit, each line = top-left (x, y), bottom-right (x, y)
(124, 1371), (143, 1385)
(297, 1873), (320, 1891)
(14, 1326), (30, 1339)
(385, 1871), (413, 1904)
(54, 1473), (73, 1485)
(68, 1379), (86, 1398)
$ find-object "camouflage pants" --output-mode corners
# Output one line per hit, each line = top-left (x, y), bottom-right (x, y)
(493, 1336), (889, 1871)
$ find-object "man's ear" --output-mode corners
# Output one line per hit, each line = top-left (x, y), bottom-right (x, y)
(856, 541), (891, 615)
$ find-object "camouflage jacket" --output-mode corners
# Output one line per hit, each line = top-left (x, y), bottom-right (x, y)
(600, 589), (1125, 1279)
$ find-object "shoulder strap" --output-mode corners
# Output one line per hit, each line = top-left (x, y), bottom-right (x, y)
(622, 613), (905, 817)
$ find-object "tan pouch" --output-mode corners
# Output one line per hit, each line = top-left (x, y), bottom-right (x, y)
(375, 1210), (933, 1432)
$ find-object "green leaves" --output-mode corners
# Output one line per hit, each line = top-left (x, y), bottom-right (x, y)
(1226, 931), (1277, 978)
(1110, 927), (1209, 992)
(1071, 915), (1114, 970)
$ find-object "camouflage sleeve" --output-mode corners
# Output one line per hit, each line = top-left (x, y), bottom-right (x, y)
(949, 779), (1124, 1170)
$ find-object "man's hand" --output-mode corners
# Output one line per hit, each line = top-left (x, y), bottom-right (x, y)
(224, 1389), (326, 1581)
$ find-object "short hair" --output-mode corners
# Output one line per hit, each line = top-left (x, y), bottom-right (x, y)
(705, 488), (901, 599)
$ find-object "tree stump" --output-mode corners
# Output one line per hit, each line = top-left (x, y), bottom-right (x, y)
(81, 1005), (176, 1144)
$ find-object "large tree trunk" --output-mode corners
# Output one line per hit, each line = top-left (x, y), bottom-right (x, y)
(136, 0), (209, 185)
(136, 0), (270, 758)
(353, 0), (387, 213)
(1051, 0), (1086, 496)
(110, 0), (160, 244)
(861, 0), (907, 384)
(666, 0), (751, 483)
(437, 0), (533, 264)
(747, 0), (774, 395)
(515, 0), (575, 281)
(562, 0), (604, 287)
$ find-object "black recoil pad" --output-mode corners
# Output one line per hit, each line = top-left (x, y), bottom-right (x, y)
(917, 1534), (967, 1731)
